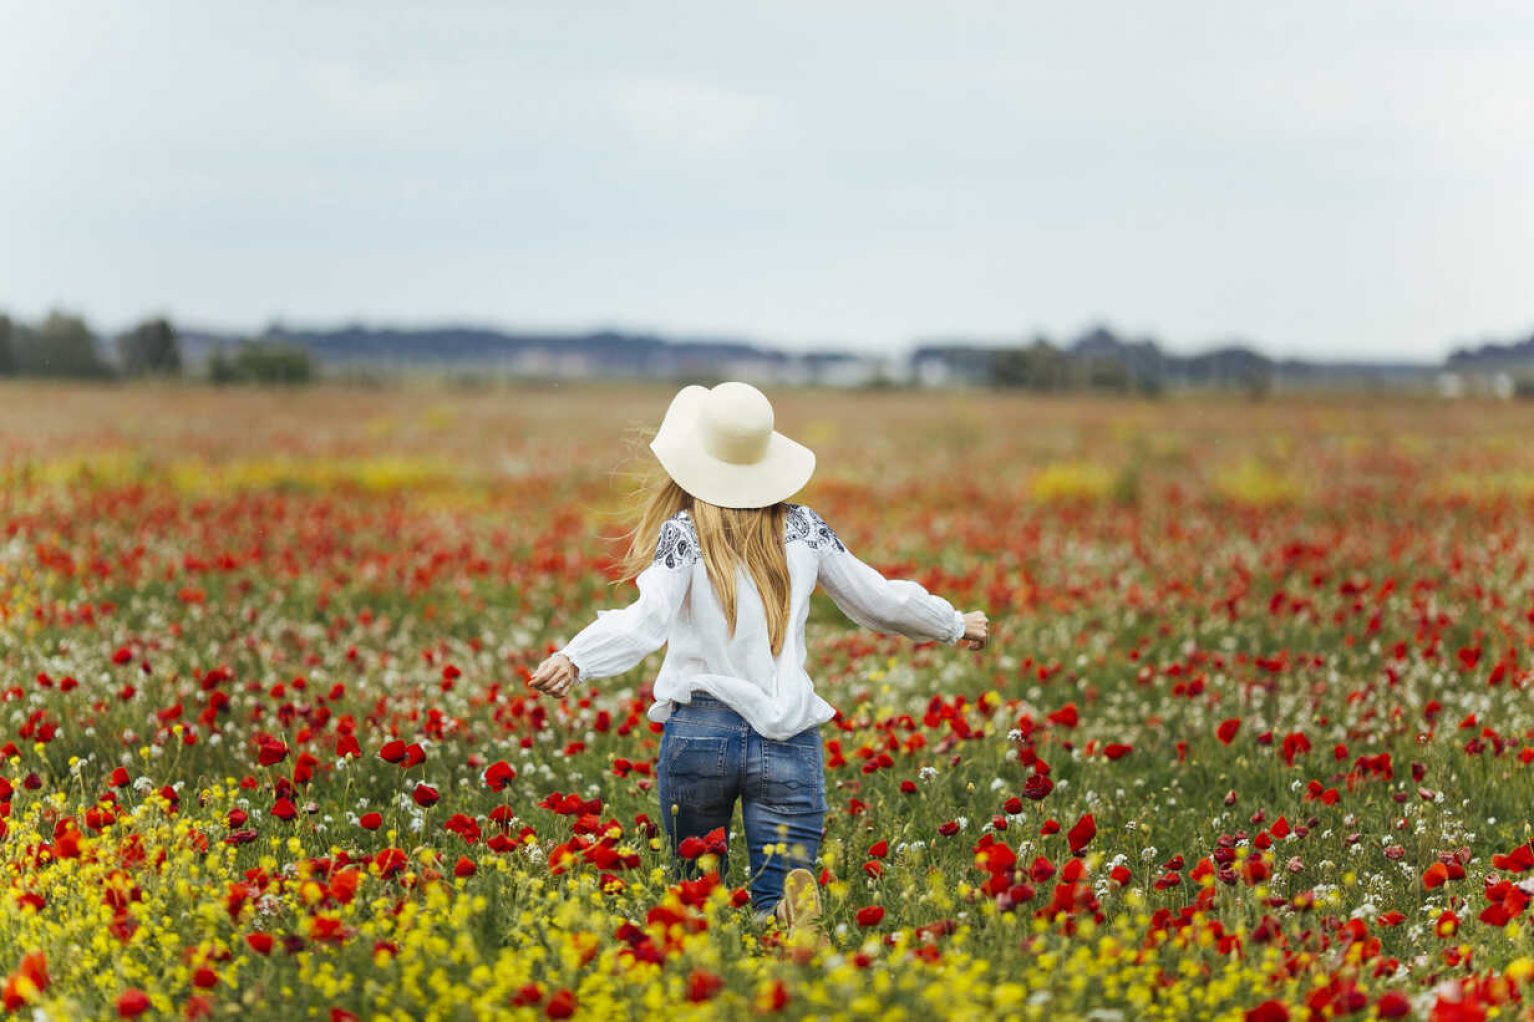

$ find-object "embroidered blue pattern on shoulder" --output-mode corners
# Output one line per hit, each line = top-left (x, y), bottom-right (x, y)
(784, 504), (846, 553)
(653, 510), (700, 569)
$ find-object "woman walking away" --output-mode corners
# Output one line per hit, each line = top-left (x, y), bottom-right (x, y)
(528, 382), (988, 942)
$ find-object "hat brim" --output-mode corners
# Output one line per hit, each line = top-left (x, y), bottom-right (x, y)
(648, 386), (816, 509)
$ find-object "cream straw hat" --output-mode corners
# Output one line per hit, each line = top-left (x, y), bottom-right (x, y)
(648, 382), (816, 509)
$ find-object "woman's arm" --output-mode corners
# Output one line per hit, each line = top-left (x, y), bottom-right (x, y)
(807, 508), (970, 644)
(542, 516), (696, 689)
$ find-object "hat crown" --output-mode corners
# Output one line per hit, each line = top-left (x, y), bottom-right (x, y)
(700, 382), (773, 465)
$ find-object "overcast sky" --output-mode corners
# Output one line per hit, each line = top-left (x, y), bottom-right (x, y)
(3, 2), (1531, 359)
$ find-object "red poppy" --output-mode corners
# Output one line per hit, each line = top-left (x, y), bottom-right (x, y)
(2, 951), (49, 1012)
(1047, 703), (1079, 727)
(687, 970), (724, 1002)
(324, 869), (360, 906)
(412, 783), (440, 808)
(678, 827), (727, 860)
(1067, 813), (1096, 853)
(359, 812), (382, 831)
(545, 989), (577, 1019)
(1492, 843), (1534, 873)
(1217, 719), (1241, 745)
(856, 905), (885, 927)
(758, 979), (789, 1012)
(256, 737), (289, 767)
(484, 760), (517, 792)
(1280, 731), (1312, 766)
(116, 989), (151, 1018)
(373, 848), (409, 879)
(1023, 774), (1053, 800)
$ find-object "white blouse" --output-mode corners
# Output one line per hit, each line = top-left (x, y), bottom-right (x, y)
(556, 504), (966, 741)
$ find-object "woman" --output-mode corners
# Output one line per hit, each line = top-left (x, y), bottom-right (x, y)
(528, 381), (988, 938)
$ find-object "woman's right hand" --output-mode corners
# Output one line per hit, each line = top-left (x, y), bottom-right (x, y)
(960, 610), (989, 651)
(528, 652), (579, 697)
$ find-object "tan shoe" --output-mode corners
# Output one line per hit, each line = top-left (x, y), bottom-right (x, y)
(774, 868), (828, 956)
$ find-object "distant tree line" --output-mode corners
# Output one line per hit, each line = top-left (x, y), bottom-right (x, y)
(5, 309), (1493, 394)
(0, 310), (313, 384)
(207, 343), (314, 384)
(913, 325), (1277, 397)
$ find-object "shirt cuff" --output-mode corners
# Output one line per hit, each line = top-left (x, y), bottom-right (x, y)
(945, 609), (967, 644)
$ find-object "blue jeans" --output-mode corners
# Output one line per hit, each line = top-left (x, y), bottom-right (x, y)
(656, 693), (826, 915)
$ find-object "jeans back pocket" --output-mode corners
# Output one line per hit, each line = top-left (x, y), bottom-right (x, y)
(756, 736), (825, 814)
(660, 734), (731, 808)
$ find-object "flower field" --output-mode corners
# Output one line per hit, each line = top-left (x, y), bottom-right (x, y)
(4, 382), (1534, 1021)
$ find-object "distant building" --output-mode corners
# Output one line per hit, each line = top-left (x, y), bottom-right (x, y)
(910, 344), (997, 387)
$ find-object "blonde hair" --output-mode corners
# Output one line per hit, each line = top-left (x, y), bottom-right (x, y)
(614, 470), (792, 657)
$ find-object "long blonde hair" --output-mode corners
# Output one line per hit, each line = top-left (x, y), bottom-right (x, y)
(616, 474), (792, 656)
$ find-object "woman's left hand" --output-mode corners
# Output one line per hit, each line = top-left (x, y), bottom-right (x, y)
(528, 653), (579, 697)
(959, 610), (989, 651)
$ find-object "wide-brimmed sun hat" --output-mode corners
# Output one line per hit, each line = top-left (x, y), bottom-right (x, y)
(648, 381), (816, 509)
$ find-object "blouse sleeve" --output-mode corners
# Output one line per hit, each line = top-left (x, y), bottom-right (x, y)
(555, 515), (697, 683)
(807, 509), (966, 645)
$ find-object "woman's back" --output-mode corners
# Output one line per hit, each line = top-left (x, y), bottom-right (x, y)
(557, 503), (967, 740)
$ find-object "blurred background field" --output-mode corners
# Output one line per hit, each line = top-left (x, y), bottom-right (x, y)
(7, 381), (1534, 508)
(10, 379), (1534, 645)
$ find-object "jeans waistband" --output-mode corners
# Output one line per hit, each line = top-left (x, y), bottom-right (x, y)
(671, 691), (748, 726)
